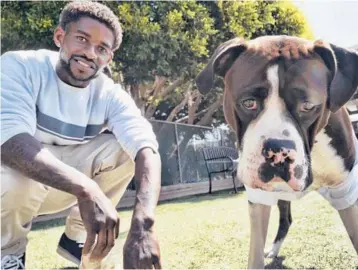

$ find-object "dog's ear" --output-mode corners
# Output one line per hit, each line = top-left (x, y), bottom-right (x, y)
(314, 40), (358, 112)
(195, 37), (247, 95)
(223, 89), (240, 137)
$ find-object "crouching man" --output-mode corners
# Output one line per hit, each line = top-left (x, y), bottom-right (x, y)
(1, 2), (162, 269)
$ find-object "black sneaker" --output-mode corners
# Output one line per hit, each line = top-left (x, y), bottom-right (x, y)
(1, 253), (25, 269)
(56, 233), (83, 265)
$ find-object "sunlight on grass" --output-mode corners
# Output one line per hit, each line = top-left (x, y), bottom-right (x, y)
(27, 190), (358, 269)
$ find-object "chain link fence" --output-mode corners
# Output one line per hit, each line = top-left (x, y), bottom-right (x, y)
(128, 120), (237, 189)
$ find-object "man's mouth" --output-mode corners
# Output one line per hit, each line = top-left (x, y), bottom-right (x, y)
(73, 58), (95, 70)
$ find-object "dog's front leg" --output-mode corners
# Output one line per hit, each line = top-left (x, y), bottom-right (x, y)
(338, 199), (358, 254)
(248, 201), (271, 269)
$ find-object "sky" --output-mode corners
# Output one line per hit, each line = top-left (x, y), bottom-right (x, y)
(292, 1), (358, 48)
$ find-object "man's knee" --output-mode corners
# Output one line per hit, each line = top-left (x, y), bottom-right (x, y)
(92, 134), (131, 173)
(68, 133), (132, 177)
(1, 166), (48, 211)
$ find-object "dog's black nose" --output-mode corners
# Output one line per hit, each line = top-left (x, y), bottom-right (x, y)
(262, 139), (297, 164)
(259, 139), (297, 183)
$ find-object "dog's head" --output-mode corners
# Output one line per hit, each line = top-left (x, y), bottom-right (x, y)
(196, 36), (358, 192)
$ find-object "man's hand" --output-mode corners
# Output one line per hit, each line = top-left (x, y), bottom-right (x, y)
(123, 147), (162, 269)
(123, 219), (161, 269)
(77, 182), (120, 263)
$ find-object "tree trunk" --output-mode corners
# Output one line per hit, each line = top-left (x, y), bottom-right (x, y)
(160, 77), (185, 100)
(144, 77), (185, 119)
(130, 84), (146, 115)
(144, 76), (168, 119)
(197, 95), (223, 126)
(187, 90), (201, 125)
(166, 92), (190, 122)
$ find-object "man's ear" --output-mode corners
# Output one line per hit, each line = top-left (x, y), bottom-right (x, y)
(195, 37), (247, 95)
(53, 26), (65, 48)
(103, 66), (113, 78)
(314, 40), (358, 112)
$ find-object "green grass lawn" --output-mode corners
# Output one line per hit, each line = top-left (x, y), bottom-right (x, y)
(27, 189), (358, 269)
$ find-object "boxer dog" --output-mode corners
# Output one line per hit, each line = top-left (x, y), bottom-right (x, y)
(195, 36), (358, 269)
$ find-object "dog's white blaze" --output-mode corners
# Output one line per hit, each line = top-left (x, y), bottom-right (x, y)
(310, 130), (349, 189)
(238, 65), (308, 190)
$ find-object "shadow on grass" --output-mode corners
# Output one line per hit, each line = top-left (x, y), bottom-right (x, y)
(31, 188), (245, 231)
(265, 256), (292, 269)
(31, 218), (128, 239)
(32, 217), (66, 231)
(52, 267), (77, 270)
(155, 187), (245, 207)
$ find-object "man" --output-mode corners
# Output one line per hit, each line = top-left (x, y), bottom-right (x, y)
(1, 2), (162, 269)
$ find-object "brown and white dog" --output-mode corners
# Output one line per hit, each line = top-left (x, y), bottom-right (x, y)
(195, 35), (358, 269)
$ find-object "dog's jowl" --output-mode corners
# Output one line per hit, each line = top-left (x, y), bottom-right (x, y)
(196, 35), (358, 269)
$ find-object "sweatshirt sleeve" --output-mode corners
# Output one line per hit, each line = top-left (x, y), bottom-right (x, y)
(1, 51), (37, 145)
(106, 85), (159, 160)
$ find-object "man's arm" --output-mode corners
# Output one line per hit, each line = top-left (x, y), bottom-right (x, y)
(106, 86), (162, 268)
(123, 147), (162, 269)
(132, 147), (161, 231)
(1, 133), (120, 261)
(1, 133), (94, 196)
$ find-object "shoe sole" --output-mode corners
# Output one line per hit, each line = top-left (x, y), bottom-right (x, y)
(56, 246), (80, 266)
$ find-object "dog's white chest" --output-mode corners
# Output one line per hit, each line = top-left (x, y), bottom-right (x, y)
(310, 131), (349, 189)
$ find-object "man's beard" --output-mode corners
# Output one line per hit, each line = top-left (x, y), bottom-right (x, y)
(60, 55), (101, 82)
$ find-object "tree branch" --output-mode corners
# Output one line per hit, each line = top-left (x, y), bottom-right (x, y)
(197, 95), (223, 126)
(165, 83), (192, 122)
(161, 77), (185, 100)
(175, 109), (208, 123)
(188, 90), (202, 124)
(144, 76), (168, 119)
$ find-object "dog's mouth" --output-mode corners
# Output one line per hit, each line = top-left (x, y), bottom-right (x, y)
(238, 152), (309, 192)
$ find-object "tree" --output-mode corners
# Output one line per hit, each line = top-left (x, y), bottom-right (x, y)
(1, 1), (313, 126)
(1, 2), (63, 51)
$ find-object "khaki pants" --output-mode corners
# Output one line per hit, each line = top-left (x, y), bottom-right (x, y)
(1, 134), (135, 256)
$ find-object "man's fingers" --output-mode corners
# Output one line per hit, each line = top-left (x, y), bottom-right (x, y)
(153, 249), (162, 270)
(83, 231), (96, 255)
(102, 227), (116, 257)
(91, 225), (107, 258)
(115, 217), (120, 239)
(153, 258), (162, 269)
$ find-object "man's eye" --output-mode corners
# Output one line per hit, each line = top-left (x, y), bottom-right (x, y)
(76, 36), (87, 42)
(301, 101), (315, 112)
(242, 99), (257, 110)
(98, 46), (108, 54)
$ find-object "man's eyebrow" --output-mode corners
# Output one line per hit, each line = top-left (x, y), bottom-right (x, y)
(76, 29), (91, 37)
(76, 29), (112, 49)
(100, 41), (112, 50)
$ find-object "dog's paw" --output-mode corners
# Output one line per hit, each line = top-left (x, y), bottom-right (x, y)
(264, 249), (278, 258)
(264, 241), (283, 258)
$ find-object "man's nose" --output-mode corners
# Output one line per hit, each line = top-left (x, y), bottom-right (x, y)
(83, 44), (97, 60)
(262, 139), (297, 164)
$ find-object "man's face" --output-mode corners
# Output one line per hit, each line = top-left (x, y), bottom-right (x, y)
(53, 17), (115, 87)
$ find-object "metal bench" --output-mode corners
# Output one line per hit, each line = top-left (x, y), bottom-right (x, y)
(201, 146), (239, 194)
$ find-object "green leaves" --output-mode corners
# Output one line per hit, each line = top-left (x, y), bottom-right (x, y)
(113, 1), (216, 84)
(1, 0), (312, 84)
(1, 1), (314, 124)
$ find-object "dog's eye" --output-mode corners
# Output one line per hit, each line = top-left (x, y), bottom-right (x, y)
(301, 101), (315, 112)
(242, 99), (257, 110)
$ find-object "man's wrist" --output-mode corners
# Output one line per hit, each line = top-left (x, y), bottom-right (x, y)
(74, 176), (99, 200)
(131, 215), (155, 232)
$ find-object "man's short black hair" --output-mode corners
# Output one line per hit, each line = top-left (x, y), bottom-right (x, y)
(59, 1), (122, 50)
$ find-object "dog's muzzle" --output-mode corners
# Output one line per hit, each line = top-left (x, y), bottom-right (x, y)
(259, 138), (298, 183)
